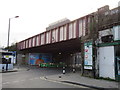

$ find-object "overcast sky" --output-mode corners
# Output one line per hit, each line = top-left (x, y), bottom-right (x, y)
(0, 0), (119, 48)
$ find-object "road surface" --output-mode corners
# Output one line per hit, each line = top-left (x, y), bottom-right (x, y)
(2, 66), (94, 89)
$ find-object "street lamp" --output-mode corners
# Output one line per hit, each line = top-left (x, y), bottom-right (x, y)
(6, 16), (19, 71)
(7, 16), (19, 49)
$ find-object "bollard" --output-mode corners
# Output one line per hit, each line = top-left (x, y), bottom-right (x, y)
(63, 67), (65, 74)
(73, 68), (76, 73)
(72, 65), (76, 73)
(59, 76), (62, 78)
(2, 66), (4, 72)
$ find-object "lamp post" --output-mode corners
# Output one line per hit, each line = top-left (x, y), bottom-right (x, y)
(7, 16), (19, 49)
(6, 16), (19, 71)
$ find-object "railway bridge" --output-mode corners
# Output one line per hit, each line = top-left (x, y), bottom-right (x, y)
(17, 5), (120, 79)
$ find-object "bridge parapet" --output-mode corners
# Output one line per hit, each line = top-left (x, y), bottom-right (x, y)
(17, 5), (120, 50)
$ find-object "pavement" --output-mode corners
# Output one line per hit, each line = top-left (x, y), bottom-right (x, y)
(44, 72), (119, 89)
(0, 65), (29, 73)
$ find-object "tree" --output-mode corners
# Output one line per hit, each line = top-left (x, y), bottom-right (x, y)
(5, 42), (17, 51)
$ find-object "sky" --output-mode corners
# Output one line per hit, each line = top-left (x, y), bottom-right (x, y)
(0, 0), (120, 48)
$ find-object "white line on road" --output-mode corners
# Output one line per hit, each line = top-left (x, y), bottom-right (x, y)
(20, 80), (25, 82)
(34, 77), (39, 79)
(29, 77), (39, 80)
(29, 78), (34, 80)
(13, 81), (19, 83)
(2, 83), (6, 85)
(2, 82), (10, 85)
(5, 82), (10, 84)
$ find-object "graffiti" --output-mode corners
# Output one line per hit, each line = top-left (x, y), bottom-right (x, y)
(29, 53), (52, 65)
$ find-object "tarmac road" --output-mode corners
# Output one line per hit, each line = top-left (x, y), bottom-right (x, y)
(2, 65), (94, 89)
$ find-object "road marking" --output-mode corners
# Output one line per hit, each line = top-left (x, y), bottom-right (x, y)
(20, 80), (25, 82)
(29, 77), (39, 81)
(34, 77), (39, 79)
(2, 83), (7, 85)
(2, 82), (10, 85)
(13, 81), (19, 83)
(40, 77), (88, 88)
(29, 78), (34, 80)
(5, 82), (10, 84)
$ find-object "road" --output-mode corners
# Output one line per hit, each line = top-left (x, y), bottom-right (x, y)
(2, 66), (93, 89)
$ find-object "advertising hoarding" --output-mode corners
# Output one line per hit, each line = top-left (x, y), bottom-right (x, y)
(84, 41), (93, 69)
(29, 53), (52, 65)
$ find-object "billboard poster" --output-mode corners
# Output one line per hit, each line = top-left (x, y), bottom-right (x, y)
(29, 53), (52, 65)
(84, 41), (93, 69)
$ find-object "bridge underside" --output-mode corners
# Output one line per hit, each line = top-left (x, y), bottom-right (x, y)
(20, 38), (81, 54)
